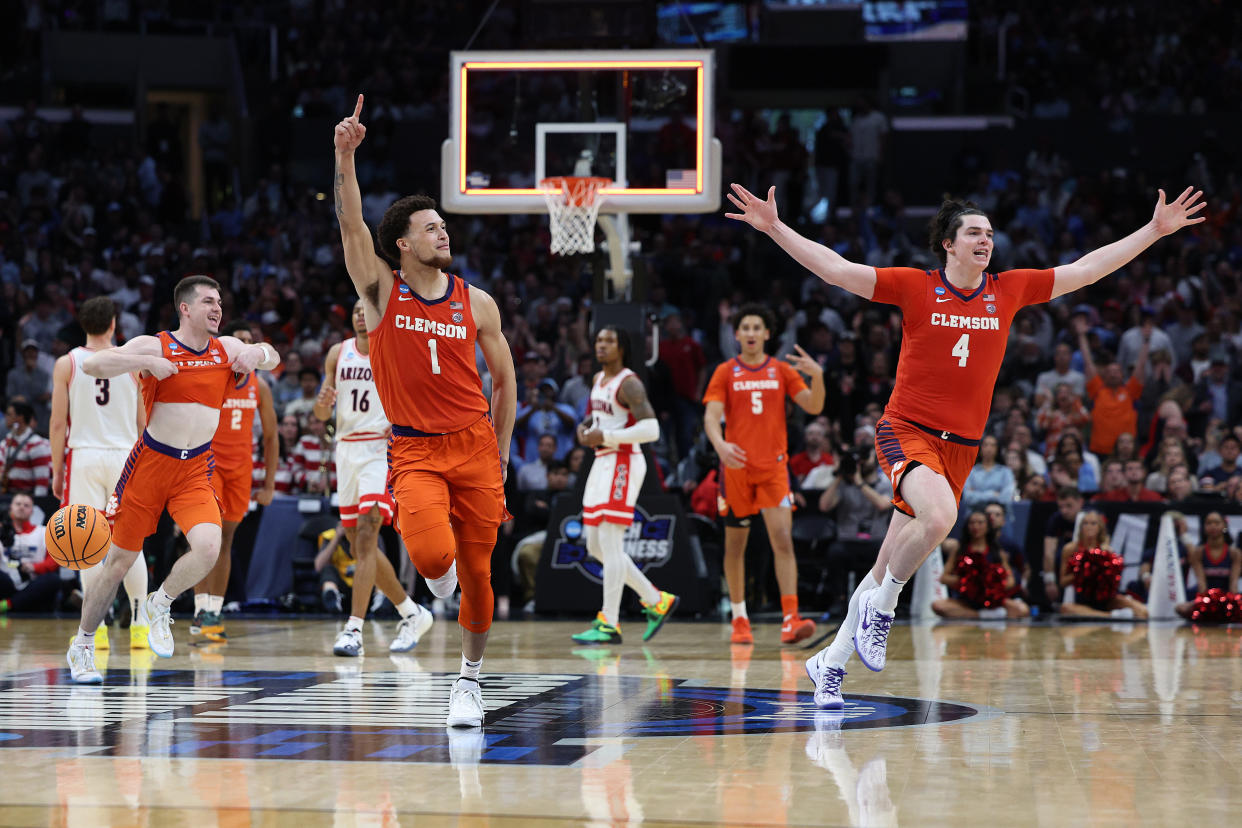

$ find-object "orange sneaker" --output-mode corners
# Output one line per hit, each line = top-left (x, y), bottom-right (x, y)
(731, 616), (754, 644)
(781, 615), (816, 644)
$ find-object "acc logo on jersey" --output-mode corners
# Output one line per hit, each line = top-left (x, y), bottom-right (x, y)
(934, 286), (946, 295)
(985, 304), (997, 314)
(452, 312), (464, 323)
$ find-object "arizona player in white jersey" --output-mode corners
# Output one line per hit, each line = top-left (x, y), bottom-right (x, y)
(572, 325), (678, 645)
(313, 299), (433, 657)
(49, 296), (149, 650)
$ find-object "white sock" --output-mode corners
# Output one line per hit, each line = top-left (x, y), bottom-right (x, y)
(76, 628), (95, 649)
(122, 553), (148, 618)
(460, 654), (481, 681)
(208, 595), (224, 614)
(871, 566), (906, 614)
(427, 561), (458, 599)
(194, 593), (209, 613)
(345, 615), (364, 632)
(151, 586), (174, 609)
(395, 597), (419, 620)
(597, 523), (628, 627)
(825, 571), (881, 669)
(731, 601), (748, 621)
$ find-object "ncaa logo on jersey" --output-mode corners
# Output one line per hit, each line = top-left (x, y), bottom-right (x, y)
(168, 342), (178, 351)
(343, 350), (353, 360)
(934, 286), (946, 295)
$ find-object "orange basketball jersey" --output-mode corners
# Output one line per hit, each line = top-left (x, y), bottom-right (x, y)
(213, 372), (260, 465)
(703, 356), (807, 470)
(139, 331), (235, 418)
(368, 273), (489, 434)
(872, 267), (1054, 439)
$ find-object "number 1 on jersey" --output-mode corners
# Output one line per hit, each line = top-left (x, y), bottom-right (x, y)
(428, 338), (441, 375)
(952, 333), (970, 367)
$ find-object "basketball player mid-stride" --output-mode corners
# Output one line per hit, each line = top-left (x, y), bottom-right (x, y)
(65, 275), (280, 683)
(50, 297), (149, 650)
(571, 326), (678, 645)
(334, 94), (515, 727)
(725, 182), (1204, 708)
(313, 299), (434, 657)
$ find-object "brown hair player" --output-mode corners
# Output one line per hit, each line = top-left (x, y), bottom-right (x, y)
(188, 318), (279, 642)
(312, 298), (434, 657)
(334, 95), (515, 728)
(65, 275), (280, 683)
(702, 303), (825, 645)
(726, 181), (1203, 709)
(49, 296), (148, 651)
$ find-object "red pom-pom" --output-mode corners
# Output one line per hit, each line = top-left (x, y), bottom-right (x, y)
(1071, 547), (1122, 606)
(957, 553), (1011, 609)
(1193, 589), (1242, 624)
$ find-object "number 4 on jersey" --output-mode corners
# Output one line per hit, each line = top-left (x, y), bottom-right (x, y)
(952, 333), (970, 367)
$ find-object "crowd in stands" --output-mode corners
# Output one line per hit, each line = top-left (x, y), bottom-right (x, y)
(3, 2), (1242, 617)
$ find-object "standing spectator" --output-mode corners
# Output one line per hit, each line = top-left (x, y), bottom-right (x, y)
(1035, 382), (1089, 454)
(1034, 342), (1086, 405)
(1078, 316), (1146, 457)
(5, 341), (51, 428)
(1189, 352), (1242, 438)
(514, 378), (577, 463)
(0, 493), (61, 614)
(961, 434), (1016, 512)
(0, 402), (51, 496)
(259, 414), (303, 495)
(847, 97), (887, 207)
(293, 414), (336, 496)
(1201, 433), (1242, 491)
(517, 434), (559, 493)
(657, 314), (705, 457)
(283, 367), (322, 421)
(789, 420), (834, 485)
(558, 353), (595, 418)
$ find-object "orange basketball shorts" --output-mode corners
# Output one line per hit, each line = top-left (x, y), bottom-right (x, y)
(210, 454), (253, 523)
(719, 462), (793, 521)
(873, 416), (980, 516)
(107, 432), (222, 551)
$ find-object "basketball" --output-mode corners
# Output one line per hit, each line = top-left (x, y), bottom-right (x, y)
(44, 504), (111, 570)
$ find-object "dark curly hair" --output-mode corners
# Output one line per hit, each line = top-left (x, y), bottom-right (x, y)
(928, 198), (989, 265)
(731, 302), (775, 333)
(78, 296), (117, 336)
(378, 194), (439, 262)
(596, 325), (633, 369)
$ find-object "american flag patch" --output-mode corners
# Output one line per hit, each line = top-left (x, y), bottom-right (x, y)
(450, 301), (463, 309)
(982, 294), (995, 301)
(665, 169), (696, 189)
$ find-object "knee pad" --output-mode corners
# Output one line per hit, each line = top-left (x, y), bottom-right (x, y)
(400, 509), (456, 579)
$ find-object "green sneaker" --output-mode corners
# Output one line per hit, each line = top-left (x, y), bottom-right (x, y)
(641, 591), (679, 642)
(571, 615), (622, 645)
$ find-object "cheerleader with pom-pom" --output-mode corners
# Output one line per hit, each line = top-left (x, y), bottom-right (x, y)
(1059, 509), (1148, 619)
(933, 511), (1030, 619)
(1176, 511), (1242, 621)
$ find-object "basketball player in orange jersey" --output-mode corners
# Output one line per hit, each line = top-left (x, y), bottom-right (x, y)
(312, 298), (434, 657)
(704, 303), (825, 646)
(49, 296), (150, 650)
(189, 318), (278, 642)
(726, 182), (1204, 707)
(334, 95), (515, 727)
(65, 275), (280, 683)
(570, 325), (679, 645)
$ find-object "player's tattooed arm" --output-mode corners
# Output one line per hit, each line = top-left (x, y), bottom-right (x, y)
(617, 376), (656, 422)
(590, 377), (659, 448)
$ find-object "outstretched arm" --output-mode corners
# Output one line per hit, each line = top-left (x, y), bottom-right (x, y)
(725, 183), (877, 300)
(1051, 187), (1205, 299)
(1075, 316), (1097, 382)
(334, 94), (395, 317)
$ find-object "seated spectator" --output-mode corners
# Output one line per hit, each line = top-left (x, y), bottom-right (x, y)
(1146, 437), (1193, 494)
(790, 420), (834, 485)
(559, 353), (595, 418)
(984, 500), (1029, 596)
(1058, 509), (1148, 620)
(1190, 353), (1242, 438)
(283, 367), (322, 421)
(1035, 382), (1089, 457)
(0, 493), (62, 613)
(566, 445), (587, 488)
(1004, 441), (1033, 488)
(1034, 342), (1085, 406)
(1055, 431), (1101, 485)
(1094, 459), (1125, 497)
(1021, 471), (1054, 502)
(962, 435), (1016, 512)
(1011, 423), (1048, 476)
(1041, 487), (1083, 607)
(932, 510), (1029, 620)
(0, 401), (51, 496)
(1096, 458), (1165, 502)
(513, 461), (572, 612)
(5, 340), (51, 429)
(272, 351), (305, 409)
(819, 449), (893, 607)
(260, 413), (303, 495)
(1078, 316), (1145, 457)
(1200, 433), (1242, 492)
(1175, 511), (1241, 619)
(1058, 447), (1098, 495)
(1165, 464), (1199, 505)
(514, 378), (577, 464)
(517, 434), (559, 492)
(314, 523), (353, 613)
(1110, 431), (1139, 465)
(293, 414), (336, 496)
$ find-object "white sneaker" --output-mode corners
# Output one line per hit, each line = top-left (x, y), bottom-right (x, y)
(427, 561), (458, 599)
(66, 641), (102, 684)
(978, 606), (1007, 620)
(333, 626), (364, 657)
(854, 588), (894, 672)
(804, 651), (847, 710)
(139, 594), (175, 658)
(447, 677), (484, 727)
(1110, 607), (1135, 620)
(389, 605), (433, 653)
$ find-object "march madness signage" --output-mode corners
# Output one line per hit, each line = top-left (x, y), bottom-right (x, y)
(535, 494), (707, 615)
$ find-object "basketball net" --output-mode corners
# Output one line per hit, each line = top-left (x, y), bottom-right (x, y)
(539, 177), (611, 256)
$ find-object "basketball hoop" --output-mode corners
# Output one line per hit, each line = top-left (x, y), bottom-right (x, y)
(539, 177), (611, 255)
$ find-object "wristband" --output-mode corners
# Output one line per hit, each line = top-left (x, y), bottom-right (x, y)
(1043, 571), (1056, 585)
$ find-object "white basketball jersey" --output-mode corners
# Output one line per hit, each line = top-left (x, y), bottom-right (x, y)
(335, 338), (389, 440)
(588, 368), (638, 455)
(67, 347), (139, 450)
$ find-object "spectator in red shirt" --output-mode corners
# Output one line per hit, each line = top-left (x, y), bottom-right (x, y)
(789, 420), (835, 484)
(0, 401), (51, 496)
(1095, 458), (1165, 502)
(1035, 383), (1089, 456)
(658, 314), (706, 458)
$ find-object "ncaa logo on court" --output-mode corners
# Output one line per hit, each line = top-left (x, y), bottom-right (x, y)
(551, 505), (675, 582)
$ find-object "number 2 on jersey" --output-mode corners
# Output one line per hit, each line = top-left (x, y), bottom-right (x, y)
(952, 333), (970, 367)
(427, 338), (441, 375)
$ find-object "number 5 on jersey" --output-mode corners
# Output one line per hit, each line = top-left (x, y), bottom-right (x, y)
(952, 333), (970, 367)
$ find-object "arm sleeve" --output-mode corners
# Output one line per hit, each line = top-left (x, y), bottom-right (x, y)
(781, 361), (809, 398)
(1004, 268), (1056, 307)
(602, 418), (659, 447)
(871, 267), (929, 315)
(702, 364), (728, 405)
